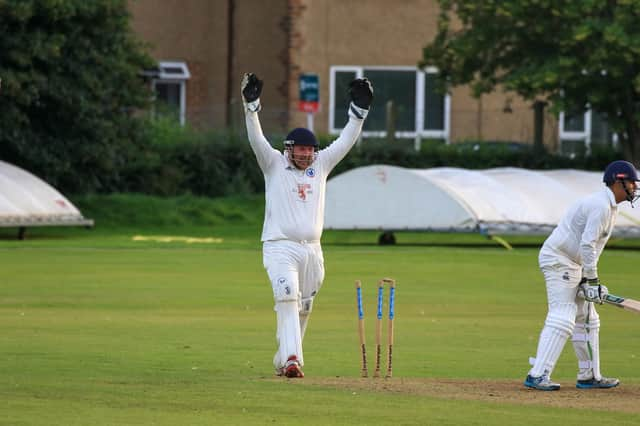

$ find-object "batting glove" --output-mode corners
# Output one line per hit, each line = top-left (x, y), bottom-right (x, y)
(579, 278), (607, 304)
(241, 73), (263, 112)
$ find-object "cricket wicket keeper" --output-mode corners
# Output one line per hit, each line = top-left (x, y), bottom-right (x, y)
(241, 72), (373, 377)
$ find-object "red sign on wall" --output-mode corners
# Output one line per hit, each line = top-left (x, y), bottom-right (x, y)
(298, 74), (319, 113)
(299, 100), (319, 113)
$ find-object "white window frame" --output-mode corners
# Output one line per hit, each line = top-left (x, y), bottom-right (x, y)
(419, 66), (452, 143)
(329, 65), (362, 136)
(329, 65), (451, 145)
(150, 61), (191, 125)
(559, 110), (592, 153)
(559, 109), (621, 154)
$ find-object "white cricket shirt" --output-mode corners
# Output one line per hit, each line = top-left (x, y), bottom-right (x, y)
(539, 187), (618, 279)
(245, 111), (364, 242)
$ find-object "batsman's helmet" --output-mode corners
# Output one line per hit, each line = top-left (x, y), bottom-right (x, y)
(603, 160), (640, 185)
(284, 128), (318, 150)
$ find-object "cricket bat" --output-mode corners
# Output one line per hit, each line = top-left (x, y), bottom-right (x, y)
(603, 293), (640, 314)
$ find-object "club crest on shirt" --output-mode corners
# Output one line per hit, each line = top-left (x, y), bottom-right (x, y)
(295, 183), (312, 201)
(562, 272), (569, 281)
(306, 168), (315, 177)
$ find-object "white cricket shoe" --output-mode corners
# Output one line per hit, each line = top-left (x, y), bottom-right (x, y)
(524, 374), (560, 391)
(576, 377), (619, 389)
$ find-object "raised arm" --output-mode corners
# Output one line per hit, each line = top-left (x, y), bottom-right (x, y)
(242, 73), (279, 172)
(321, 78), (374, 170)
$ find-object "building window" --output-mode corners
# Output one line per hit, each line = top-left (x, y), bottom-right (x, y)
(329, 66), (450, 144)
(559, 109), (616, 156)
(146, 61), (191, 125)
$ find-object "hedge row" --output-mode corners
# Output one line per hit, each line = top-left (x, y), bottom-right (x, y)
(7, 116), (618, 196)
(109, 116), (619, 197)
(118, 122), (620, 197)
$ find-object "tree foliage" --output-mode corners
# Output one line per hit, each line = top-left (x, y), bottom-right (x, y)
(422, 0), (640, 163)
(0, 0), (154, 192)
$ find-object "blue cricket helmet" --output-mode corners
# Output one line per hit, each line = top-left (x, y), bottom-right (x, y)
(603, 160), (640, 185)
(284, 128), (318, 149)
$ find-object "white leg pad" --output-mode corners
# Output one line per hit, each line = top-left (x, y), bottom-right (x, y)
(529, 304), (575, 378)
(590, 325), (601, 380)
(274, 301), (303, 369)
(578, 360), (592, 369)
(299, 295), (314, 340)
(272, 276), (299, 303)
(572, 319), (601, 380)
(299, 313), (310, 341)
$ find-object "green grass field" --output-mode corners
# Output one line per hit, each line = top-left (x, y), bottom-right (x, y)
(2, 195), (640, 425)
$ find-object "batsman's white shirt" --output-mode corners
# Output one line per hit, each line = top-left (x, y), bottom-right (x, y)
(539, 187), (617, 279)
(245, 112), (364, 242)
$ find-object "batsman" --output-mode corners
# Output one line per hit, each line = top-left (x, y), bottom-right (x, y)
(241, 72), (373, 377)
(525, 160), (640, 390)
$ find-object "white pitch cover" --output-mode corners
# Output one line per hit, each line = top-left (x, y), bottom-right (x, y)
(0, 160), (93, 227)
(324, 165), (640, 237)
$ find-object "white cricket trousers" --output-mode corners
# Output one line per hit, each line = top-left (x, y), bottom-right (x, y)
(529, 262), (601, 380)
(263, 240), (325, 370)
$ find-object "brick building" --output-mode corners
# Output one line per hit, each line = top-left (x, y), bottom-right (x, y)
(129, 0), (612, 154)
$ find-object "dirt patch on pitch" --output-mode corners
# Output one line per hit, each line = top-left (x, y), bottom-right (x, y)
(280, 377), (640, 413)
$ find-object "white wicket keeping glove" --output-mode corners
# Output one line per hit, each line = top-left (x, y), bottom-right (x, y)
(241, 73), (263, 112)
